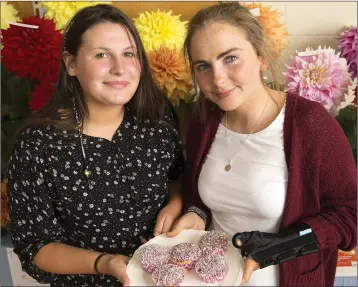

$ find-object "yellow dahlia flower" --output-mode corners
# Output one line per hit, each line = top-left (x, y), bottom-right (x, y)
(148, 46), (193, 106)
(134, 10), (188, 52)
(1, 2), (20, 30)
(40, 1), (111, 31)
(243, 2), (289, 59)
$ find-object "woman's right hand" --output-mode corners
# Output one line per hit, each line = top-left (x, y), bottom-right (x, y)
(98, 254), (130, 286)
(167, 212), (205, 237)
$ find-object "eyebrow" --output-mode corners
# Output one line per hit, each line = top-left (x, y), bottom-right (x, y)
(90, 46), (137, 51)
(192, 47), (242, 65)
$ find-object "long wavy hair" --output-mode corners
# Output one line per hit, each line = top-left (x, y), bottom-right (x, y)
(183, 2), (280, 121)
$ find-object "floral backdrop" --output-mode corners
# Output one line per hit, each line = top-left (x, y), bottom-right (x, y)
(1, 1), (357, 230)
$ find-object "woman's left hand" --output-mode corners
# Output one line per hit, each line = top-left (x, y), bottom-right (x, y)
(240, 256), (260, 285)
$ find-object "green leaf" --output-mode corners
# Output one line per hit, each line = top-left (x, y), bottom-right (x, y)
(335, 106), (357, 163)
(6, 76), (32, 119)
(1, 65), (11, 105)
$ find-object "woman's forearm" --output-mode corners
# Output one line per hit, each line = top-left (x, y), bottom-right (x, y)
(34, 242), (109, 275)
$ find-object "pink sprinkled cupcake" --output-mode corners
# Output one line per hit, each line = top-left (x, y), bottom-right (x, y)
(140, 244), (170, 273)
(152, 263), (186, 286)
(199, 230), (228, 256)
(170, 242), (202, 270)
(195, 254), (228, 283)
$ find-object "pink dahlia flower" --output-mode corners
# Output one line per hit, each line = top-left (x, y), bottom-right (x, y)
(338, 26), (357, 78)
(283, 47), (351, 109)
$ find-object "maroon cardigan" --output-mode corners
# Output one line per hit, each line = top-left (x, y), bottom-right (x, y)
(183, 93), (357, 286)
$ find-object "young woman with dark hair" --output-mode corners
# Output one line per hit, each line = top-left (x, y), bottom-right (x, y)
(7, 4), (184, 286)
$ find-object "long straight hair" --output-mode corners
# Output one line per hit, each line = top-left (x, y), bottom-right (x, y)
(19, 4), (170, 133)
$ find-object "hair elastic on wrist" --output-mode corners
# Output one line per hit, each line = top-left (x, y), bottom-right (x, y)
(94, 252), (108, 274)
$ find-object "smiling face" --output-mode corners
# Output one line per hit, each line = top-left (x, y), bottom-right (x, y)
(190, 22), (267, 111)
(66, 21), (141, 108)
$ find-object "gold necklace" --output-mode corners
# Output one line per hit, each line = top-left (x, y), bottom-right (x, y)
(72, 97), (92, 189)
(224, 94), (269, 172)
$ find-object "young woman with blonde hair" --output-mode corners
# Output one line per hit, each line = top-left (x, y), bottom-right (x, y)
(168, 3), (357, 286)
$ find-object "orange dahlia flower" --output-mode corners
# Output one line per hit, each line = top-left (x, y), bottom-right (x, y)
(1, 179), (10, 227)
(244, 2), (289, 59)
(148, 46), (193, 106)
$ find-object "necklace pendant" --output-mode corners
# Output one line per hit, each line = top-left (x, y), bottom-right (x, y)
(225, 164), (232, 172)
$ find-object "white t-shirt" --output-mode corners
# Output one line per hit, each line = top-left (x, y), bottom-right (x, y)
(198, 104), (288, 286)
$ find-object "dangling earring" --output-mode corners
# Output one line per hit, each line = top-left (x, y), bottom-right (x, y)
(68, 84), (75, 96)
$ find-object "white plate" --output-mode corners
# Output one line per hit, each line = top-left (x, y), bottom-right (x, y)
(127, 229), (243, 286)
